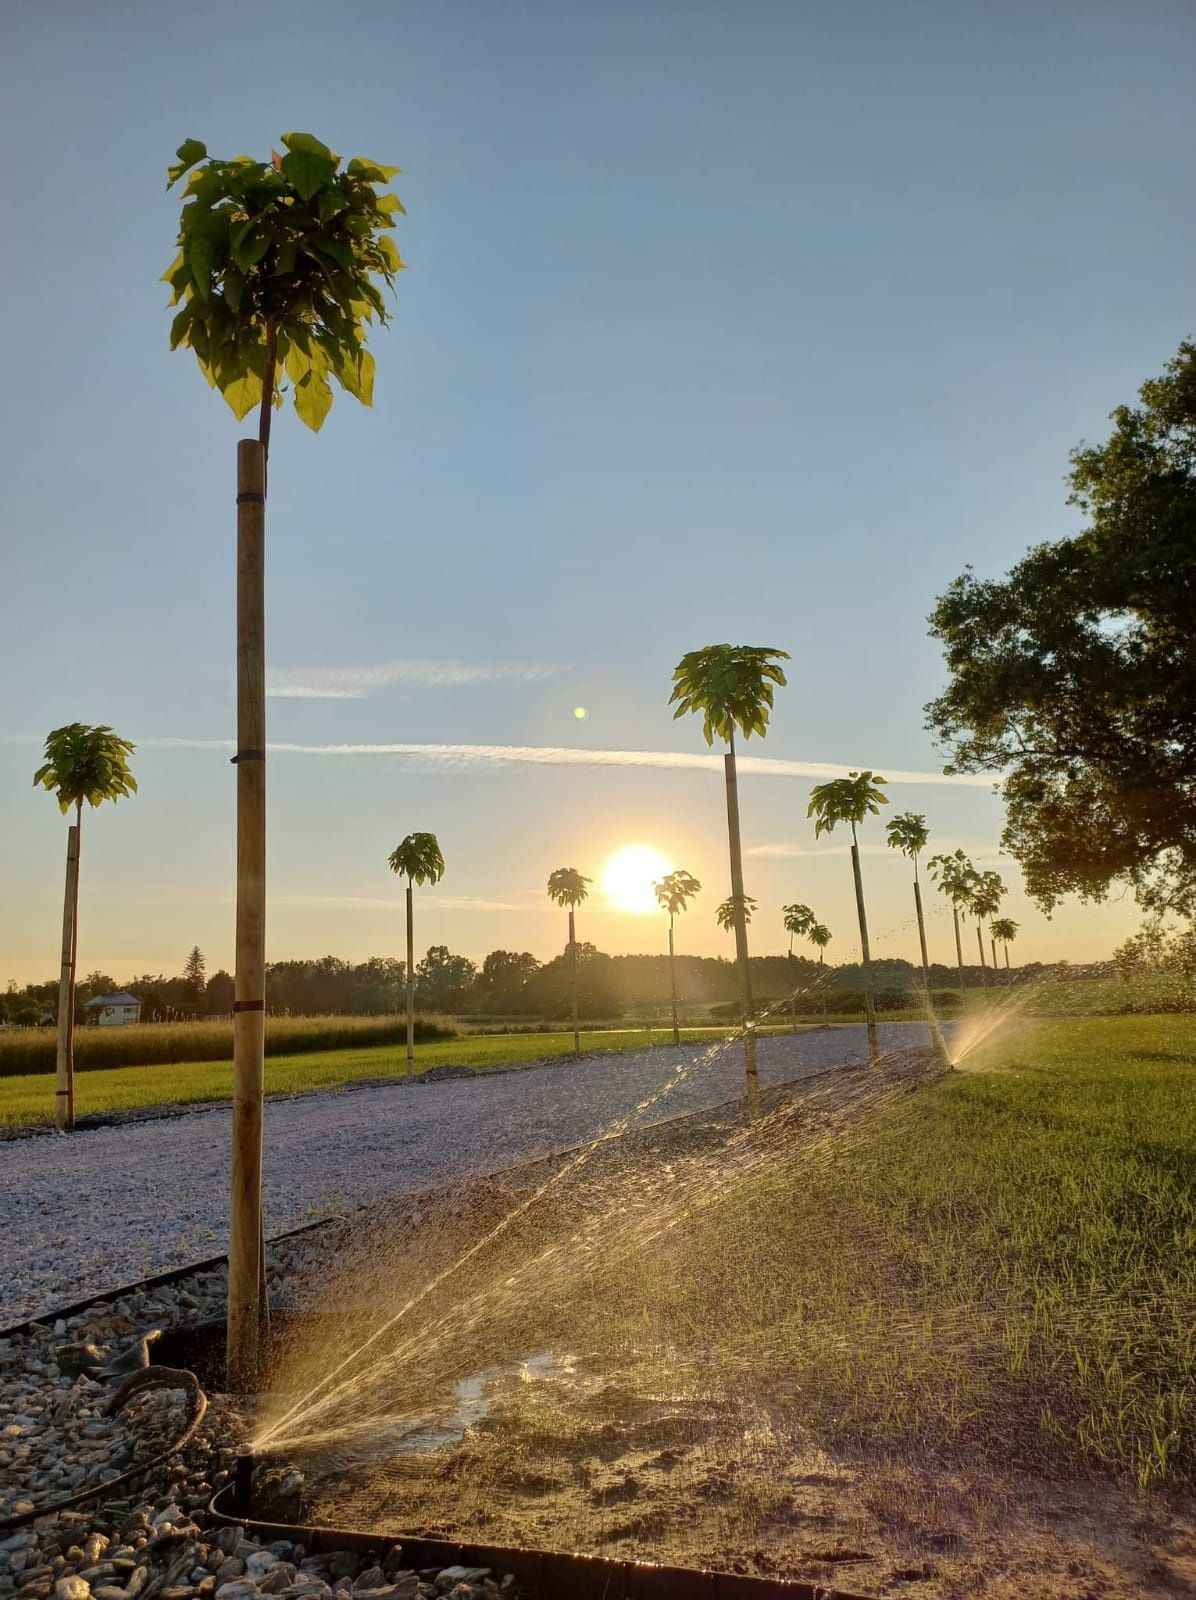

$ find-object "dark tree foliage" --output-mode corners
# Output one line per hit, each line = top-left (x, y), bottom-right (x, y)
(926, 342), (1196, 915)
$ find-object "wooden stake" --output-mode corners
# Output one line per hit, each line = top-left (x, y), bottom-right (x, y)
(569, 908), (580, 1057)
(851, 837), (880, 1065)
(723, 747), (759, 1111)
(229, 439), (267, 1392)
(405, 879), (415, 1079)
(55, 823), (80, 1132)
(668, 919), (680, 1046)
(913, 874), (949, 1065)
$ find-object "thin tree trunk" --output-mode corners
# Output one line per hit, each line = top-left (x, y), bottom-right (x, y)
(405, 879), (415, 1078)
(788, 942), (798, 1034)
(569, 907), (580, 1057)
(229, 438), (267, 1393)
(953, 904), (966, 1006)
(819, 950), (828, 1026)
(258, 322), (278, 467)
(851, 827), (879, 1065)
(55, 817), (81, 1132)
(990, 933), (1000, 982)
(913, 867), (948, 1064)
(723, 740), (758, 1111)
(975, 921), (990, 999)
(1004, 944), (1011, 983)
(668, 917), (680, 1046)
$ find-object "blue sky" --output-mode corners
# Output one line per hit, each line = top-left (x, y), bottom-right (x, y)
(2, 0), (1193, 984)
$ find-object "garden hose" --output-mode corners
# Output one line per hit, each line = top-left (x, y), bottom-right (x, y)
(0, 1365), (208, 1532)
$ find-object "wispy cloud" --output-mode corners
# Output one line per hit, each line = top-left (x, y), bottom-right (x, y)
(266, 659), (567, 699)
(271, 892), (528, 913)
(140, 737), (996, 788)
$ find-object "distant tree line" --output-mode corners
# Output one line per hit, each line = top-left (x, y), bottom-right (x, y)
(1, 942), (1076, 1028)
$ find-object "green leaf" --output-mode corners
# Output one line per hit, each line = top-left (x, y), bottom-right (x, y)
(376, 192), (406, 216)
(223, 266), (245, 313)
(376, 234), (404, 272)
(318, 186), (349, 222)
(231, 227), (272, 273)
(188, 236), (215, 300)
(294, 370), (333, 431)
(281, 148), (337, 201)
(282, 131), (336, 162)
(169, 304), (194, 349)
(167, 137), (207, 188)
(221, 369), (263, 421)
(348, 157), (400, 182)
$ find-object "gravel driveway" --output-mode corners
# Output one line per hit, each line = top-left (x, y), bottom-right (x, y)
(0, 1023), (945, 1328)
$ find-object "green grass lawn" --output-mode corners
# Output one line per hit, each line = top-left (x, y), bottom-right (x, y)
(577, 1012), (1195, 1489)
(0, 1025), (810, 1128)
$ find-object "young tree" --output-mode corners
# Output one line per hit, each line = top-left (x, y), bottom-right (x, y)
(969, 868), (1006, 998)
(547, 868), (591, 1057)
(34, 724), (137, 1130)
(388, 834), (446, 1078)
(182, 946), (207, 1007)
(671, 644), (789, 1108)
(716, 894), (757, 931)
(928, 849), (978, 1006)
(167, 132), (404, 1389)
(926, 342), (1196, 919)
(989, 917), (1020, 983)
(807, 921), (832, 1025)
(885, 812), (948, 1062)
(807, 771), (888, 1064)
(782, 903), (815, 1034)
(654, 869), (702, 1046)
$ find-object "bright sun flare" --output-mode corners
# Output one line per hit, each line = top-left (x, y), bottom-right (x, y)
(602, 844), (673, 915)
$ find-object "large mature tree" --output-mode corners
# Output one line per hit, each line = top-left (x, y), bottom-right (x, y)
(654, 869), (701, 1046)
(885, 813), (948, 1062)
(808, 772), (888, 1064)
(388, 833), (446, 1077)
(547, 868), (591, 1057)
(926, 342), (1196, 918)
(34, 724), (137, 1130)
(671, 644), (789, 1108)
(782, 903), (815, 1034)
(927, 848), (977, 1004)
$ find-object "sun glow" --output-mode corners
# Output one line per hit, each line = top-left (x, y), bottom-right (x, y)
(602, 844), (673, 915)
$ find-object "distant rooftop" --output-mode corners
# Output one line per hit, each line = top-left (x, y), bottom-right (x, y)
(84, 992), (140, 1007)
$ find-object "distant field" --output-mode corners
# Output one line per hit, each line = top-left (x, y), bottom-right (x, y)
(0, 1025), (809, 1128)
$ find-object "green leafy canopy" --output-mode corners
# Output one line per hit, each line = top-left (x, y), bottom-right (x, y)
(164, 133), (404, 431)
(927, 848), (978, 906)
(547, 867), (591, 909)
(782, 902), (816, 938)
(670, 645), (789, 746)
(886, 811), (929, 858)
(388, 832), (445, 887)
(807, 771), (888, 837)
(716, 894), (757, 930)
(34, 724), (137, 813)
(655, 869), (701, 917)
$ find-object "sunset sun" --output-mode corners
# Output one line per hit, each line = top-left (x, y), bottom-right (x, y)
(602, 844), (673, 915)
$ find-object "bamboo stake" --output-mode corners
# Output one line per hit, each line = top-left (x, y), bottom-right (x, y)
(405, 879), (415, 1078)
(851, 836), (880, 1066)
(55, 823), (80, 1132)
(723, 747), (759, 1111)
(668, 919), (680, 1046)
(228, 439), (267, 1392)
(952, 904), (966, 1007)
(569, 908), (580, 1057)
(913, 873), (949, 1065)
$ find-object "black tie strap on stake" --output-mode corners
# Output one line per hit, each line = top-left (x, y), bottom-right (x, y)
(236, 491), (266, 505)
(233, 1000), (265, 1014)
(231, 750), (266, 764)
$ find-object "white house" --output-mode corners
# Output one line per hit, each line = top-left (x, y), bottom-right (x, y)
(84, 992), (141, 1027)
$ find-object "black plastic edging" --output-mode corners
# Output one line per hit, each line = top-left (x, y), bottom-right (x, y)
(207, 1480), (871, 1600)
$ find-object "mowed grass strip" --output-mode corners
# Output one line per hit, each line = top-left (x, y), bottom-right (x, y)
(0, 1026), (771, 1127)
(586, 1014), (1196, 1488)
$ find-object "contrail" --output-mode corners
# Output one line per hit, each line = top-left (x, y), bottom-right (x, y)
(266, 659), (567, 698)
(135, 737), (995, 788)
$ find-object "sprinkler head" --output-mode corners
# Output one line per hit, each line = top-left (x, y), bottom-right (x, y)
(233, 1452), (254, 1518)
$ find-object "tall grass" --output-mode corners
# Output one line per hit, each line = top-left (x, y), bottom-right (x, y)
(0, 1013), (458, 1077)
